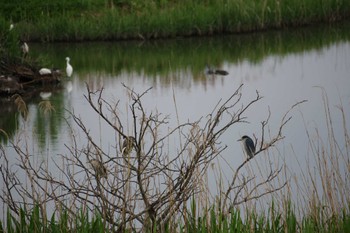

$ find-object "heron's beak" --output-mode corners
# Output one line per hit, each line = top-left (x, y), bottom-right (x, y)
(237, 138), (242, 142)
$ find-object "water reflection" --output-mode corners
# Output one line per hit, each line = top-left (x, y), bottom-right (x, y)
(1, 21), (350, 218)
(0, 83), (63, 145)
(29, 21), (350, 86)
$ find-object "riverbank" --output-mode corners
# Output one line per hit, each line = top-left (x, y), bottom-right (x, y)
(1, 0), (350, 42)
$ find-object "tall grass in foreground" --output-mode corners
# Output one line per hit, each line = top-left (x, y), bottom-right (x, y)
(289, 88), (350, 223)
(1, 202), (349, 232)
(2, 205), (106, 233)
(1, 0), (350, 41)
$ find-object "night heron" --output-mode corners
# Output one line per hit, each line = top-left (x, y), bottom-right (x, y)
(205, 64), (229, 76)
(238, 135), (255, 159)
(122, 136), (136, 156)
(65, 57), (73, 77)
(89, 159), (107, 179)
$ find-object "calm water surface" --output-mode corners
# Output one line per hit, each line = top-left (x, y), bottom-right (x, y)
(1, 22), (350, 217)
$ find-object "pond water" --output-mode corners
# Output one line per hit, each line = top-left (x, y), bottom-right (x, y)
(1, 21), (350, 219)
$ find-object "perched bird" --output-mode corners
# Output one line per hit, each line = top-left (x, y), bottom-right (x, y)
(89, 159), (107, 179)
(9, 24), (14, 31)
(238, 135), (255, 159)
(122, 136), (136, 156)
(205, 64), (229, 76)
(39, 68), (52, 75)
(21, 41), (29, 58)
(65, 57), (73, 77)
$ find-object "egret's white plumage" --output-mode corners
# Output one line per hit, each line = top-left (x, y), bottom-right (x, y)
(9, 24), (14, 31)
(21, 42), (29, 57)
(39, 68), (52, 75)
(65, 57), (73, 78)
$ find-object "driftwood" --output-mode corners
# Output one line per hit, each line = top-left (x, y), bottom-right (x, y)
(0, 55), (61, 96)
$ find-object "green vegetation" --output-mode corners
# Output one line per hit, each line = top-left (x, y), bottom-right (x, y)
(1, 202), (349, 232)
(2, 205), (107, 233)
(0, 0), (349, 41)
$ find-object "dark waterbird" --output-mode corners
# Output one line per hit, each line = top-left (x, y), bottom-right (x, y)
(205, 64), (229, 76)
(238, 135), (255, 159)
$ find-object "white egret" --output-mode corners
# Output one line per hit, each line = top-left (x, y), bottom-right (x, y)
(39, 68), (52, 75)
(65, 57), (73, 77)
(21, 42), (29, 58)
(9, 24), (14, 31)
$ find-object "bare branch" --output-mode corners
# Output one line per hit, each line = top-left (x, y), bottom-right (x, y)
(0, 84), (306, 231)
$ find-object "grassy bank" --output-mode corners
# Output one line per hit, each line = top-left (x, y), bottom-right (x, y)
(26, 21), (350, 79)
(1, 0), (350, 42)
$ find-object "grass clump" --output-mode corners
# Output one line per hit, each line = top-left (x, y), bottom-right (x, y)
(2, 205), (107, 233)
(2, 203), (349, 232)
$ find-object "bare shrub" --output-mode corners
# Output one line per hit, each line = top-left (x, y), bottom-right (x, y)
(0, 84), (305, 231)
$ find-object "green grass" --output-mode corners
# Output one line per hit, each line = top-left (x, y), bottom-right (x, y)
(2, 205), (107, 233)
(1, 202), (349, 232)
(1, 0), (350, 41)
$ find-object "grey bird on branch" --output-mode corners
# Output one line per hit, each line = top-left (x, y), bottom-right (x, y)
(89, 159), (107, 179)
(238, 135), (255, 159)
(121, 136), (136, 156)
